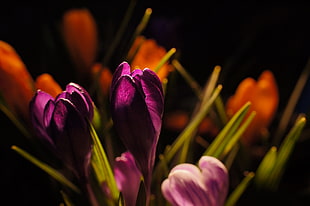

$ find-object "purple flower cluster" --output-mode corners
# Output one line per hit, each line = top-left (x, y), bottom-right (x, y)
(30, 83), (94, 180)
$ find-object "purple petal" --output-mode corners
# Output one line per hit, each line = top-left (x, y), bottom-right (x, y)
(64, 82), (94, 120)
(51, 98), (92, 180)
(198, 156), (229, 206)
(161, 167), (212, 206)
(161, 156), (229, 206)
(114, 152), (142, 206)
(29, 90), (55, 145)
(111, 76), (154, 173)
(139, 68), (164, 136)
(111, 61), (131, 97)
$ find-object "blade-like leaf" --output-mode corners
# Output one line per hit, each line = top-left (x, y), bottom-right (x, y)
(254, 146), (277, 189)
(224, 172), (255, 206)
(221, 111), (256, 158)
(89, 122), (119, 200)
(153, 84), (222, 178)
(204, 101), (251, 158)
(268, 114), (306, 190)
(11, 145), (80, 193)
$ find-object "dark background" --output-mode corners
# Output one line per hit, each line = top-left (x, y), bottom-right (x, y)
(1, 1), (310, 205)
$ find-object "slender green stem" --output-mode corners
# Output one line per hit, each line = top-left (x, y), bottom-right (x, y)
(12, 145), (80, 193)
(0, 103), (32, 139)
(153, 85), (222, 177)
(102, 0), (138, 66)
(224, 172), (255, 206)
(273, 58), (310, 146)
(154, 48), (176, 73)
(172, 59), (202, 97)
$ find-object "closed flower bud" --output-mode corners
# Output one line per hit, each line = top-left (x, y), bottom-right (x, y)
(61, 8), (98, 79)
(35, 73), (62, 98)
(110, 61), (164, 196)
(0, 40), (35, 122)
(29, 82), (94, 180)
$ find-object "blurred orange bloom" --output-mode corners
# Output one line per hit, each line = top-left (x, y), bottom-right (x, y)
(91, 63), (113, 96)
(226, 70), (279, 146)
(61, 8), (98, 78)
(0, 41), (35, 122)
(35, 73), (62, 98)
(163, 110), (219, 137)
(129, 36), (174, 82)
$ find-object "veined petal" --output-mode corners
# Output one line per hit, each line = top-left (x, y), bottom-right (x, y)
(199, 156), (229, 206)
(162, 168), (212, 206)
(161, 156), (229, 206)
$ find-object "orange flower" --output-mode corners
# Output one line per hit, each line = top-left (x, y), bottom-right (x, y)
(35, 73), (62, 98)
(91, 63), (113, 96)
(0, 41), (35, 121)
(226, 70), (279, 146)
(129, 36), (174, 81)
(61, 8), (98, 78)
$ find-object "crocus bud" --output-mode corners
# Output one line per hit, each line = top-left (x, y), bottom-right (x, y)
(226, 70), (279, 146)
(161, 156), (229, 206)
(35, 73), (62, 98)
(129, 35), (174, 82)
(29, 82), (94, 180)
(0, 40), (35, 122)
(61, 8), (98, 78)
(110, 61), (164, 196)
(114, 151), (142, 206)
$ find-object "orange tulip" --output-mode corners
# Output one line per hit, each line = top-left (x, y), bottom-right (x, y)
(129, 36), (174, 82)
(0, 40), (35, 122)
(35, 73), (62, 98)
(91, 63), (113, 96)
(226, 70), (279, 146)
(61, 8), (98, 78)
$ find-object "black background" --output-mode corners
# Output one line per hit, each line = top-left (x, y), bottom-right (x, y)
(1, 1), (310, 205)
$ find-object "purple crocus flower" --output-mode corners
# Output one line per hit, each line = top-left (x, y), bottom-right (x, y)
(29, 82), (94, 180)
(110, 61), (164, 193)
(114, 151), (142, 206)
(161, 156), (229, 206)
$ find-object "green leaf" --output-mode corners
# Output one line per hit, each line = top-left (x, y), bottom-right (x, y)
(11, 145), (80, 193)
(221, 111), (256, 158)
(89, 122), (119, 200)
(154, 48), (176, 73)
(254, 146), (277, 189)
(153, 84), (222, 177)
(172, 59), (202, 97)
(268, 114), (306, 190)
(60, 190), (76, 206)
(224, 172), (255, 206)
(178, 65), (222, 163)
(204, 101), (251, 158)
(0, 97), (32, 139)
(118, 192), (125, 206)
